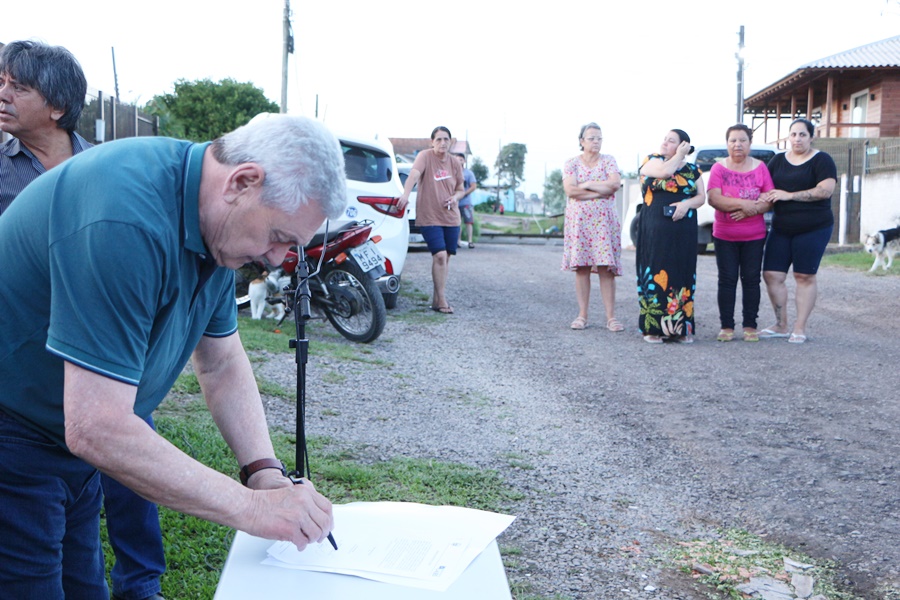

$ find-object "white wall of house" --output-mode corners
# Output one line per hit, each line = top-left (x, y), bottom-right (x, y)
(861, 171), (900, 238)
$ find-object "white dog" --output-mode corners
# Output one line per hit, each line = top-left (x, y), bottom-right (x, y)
(248, 270), (289, 320)
(864, 227), (900, 272)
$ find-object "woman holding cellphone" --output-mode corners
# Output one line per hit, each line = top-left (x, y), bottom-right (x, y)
(636, 129), (706, 343)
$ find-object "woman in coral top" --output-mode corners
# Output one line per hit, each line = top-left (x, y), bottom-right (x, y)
(636, 129), (706, 343)
(397, 126), (464, 314)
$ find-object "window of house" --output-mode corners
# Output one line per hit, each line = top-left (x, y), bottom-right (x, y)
(850, 90), (869, 138)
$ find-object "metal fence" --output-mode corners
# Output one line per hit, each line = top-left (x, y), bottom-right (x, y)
(807, 137), (900, 243)
(76, 90), (158, 144)
(864, 138), (900, 173)
(810, 139), (866, 242)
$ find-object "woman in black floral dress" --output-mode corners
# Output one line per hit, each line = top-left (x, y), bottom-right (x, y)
(636, 129), (706, 343)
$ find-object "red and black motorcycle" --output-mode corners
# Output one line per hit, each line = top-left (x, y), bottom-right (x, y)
(235, 220), (396, 343)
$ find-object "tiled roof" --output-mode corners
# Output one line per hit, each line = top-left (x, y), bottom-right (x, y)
(389, 138), (471, 158)
(801, 35), (900, 69)
(389, 138), (434, 156)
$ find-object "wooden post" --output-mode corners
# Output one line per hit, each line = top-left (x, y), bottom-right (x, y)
(807, 86), (814, 121)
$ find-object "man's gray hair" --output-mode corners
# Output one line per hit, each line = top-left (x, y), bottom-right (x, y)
(211, 114), (347, 219)
(0, 40), (87, 133)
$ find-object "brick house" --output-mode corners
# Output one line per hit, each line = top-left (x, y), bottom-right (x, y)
(744, 35), (900, 145)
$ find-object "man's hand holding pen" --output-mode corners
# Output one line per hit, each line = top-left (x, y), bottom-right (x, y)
(244, 473), (336, 551)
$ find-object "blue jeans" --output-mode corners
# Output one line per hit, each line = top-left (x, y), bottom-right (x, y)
(0, 409), (107, 600)
(102, 415), (166, 600)
(713, 236), (765, 330)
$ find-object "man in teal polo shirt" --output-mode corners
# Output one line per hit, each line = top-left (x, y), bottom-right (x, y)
(1, 39), (168, 600)
(0, 114), (346, 598)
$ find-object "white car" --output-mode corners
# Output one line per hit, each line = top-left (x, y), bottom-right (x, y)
(330, 132), (409, 308)
(396, 162), (424, 244)
(628, 143), (778, 254)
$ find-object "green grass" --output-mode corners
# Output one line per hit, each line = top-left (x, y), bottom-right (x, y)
(254, 376), (292, 400)
(487, 221), (555, 235)
(238, 316), (392, 393)
(822, 249), (898, 274)
(321, 371), (347, 384)
(400, 282), (430, 304)
(392, 306), (449, 324)
(460, 214), (483, 242)
(103, 397), (523, 599)
(170, 371), (200, 395)
(235, 316), (295, 353)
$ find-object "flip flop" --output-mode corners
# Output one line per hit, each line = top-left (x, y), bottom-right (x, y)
(788, 333), (807, 344)
(642, 335), (663, 344)
(743, 330), (760, 342)
(606, 318), (625, 332)
(759, 328), (790, 339)
(716, 329), (735, 342)
(431, 306), (454, 314)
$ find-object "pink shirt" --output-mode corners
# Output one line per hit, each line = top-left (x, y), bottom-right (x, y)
(707, 161), (775, 242)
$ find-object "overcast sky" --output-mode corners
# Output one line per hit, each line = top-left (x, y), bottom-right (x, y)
(3, 0), (899, 195)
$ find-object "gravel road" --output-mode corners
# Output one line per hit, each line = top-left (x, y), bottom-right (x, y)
(254, 240), (900, 600)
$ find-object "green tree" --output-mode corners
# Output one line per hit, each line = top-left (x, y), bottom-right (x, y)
(543, 169), (566, 215)
(495, 143), (527, 193)
(470, 157), (489, 186)
(145, 78), (279, 141)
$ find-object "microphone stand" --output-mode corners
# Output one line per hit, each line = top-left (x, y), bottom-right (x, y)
(288, 246), (312, 481)
(286, 244), (338, 550)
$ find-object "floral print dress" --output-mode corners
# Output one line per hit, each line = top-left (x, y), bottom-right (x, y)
(636, 155), (702, 338)
(560, 154), (622, 276)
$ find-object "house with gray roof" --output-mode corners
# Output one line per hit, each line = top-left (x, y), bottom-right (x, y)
(744, 35), (900, 144)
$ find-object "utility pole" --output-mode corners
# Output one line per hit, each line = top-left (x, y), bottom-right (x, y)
(281, 0), (293, 113)
(736, 25), (745, 123)
(111, 47), (120, 102)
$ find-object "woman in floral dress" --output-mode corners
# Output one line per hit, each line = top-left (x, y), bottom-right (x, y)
(636, 129), (706, 343)
(561, 123), (623, 331)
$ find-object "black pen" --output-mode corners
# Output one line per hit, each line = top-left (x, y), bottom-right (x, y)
(295, 478), (338, 550)
(326, 532), (338, 551)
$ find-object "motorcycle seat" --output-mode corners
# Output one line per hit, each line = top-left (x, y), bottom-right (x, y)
(303, 221), (359, 249)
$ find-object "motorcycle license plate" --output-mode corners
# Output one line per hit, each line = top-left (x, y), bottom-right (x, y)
(349, 240), (385, 272)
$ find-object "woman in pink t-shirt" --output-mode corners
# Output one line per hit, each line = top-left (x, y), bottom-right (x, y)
(707, 124), (774, 342)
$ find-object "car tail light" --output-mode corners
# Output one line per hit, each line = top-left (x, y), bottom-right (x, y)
(358, 196), (403, 218)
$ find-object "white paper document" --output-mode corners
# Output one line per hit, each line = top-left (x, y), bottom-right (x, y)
(263, 502), (516, 591)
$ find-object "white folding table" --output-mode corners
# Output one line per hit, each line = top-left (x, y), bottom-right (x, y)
(214, 531), (512, 599)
